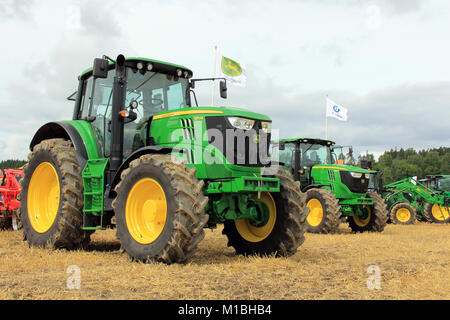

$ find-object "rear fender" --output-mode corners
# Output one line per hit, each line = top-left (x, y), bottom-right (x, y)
(29, 121), (99, 169)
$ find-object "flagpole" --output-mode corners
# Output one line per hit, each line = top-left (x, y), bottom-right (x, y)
(212, 45), (217, 106)
(325, 94), (328, 140)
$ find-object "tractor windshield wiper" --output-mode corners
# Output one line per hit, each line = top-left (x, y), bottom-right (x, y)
(302, 144), (314, 157)
(133, 72), (158, 92)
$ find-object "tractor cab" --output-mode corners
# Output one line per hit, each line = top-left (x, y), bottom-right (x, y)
(277, 138), (334, 188)
(424, 175), (450, 193)
(72, 57), (195, 159)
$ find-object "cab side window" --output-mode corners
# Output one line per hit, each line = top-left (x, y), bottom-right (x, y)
(79, 77), (94, 119)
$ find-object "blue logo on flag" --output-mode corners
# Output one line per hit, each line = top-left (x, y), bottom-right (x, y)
(333, 105), (340, 113)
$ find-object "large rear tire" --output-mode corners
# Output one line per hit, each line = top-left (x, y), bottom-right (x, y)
(347, 192), (388, 233)
(222, 169), (306, 257)
(304, 188), (341, 233)
(112, 154), (209, 264)
(422, 202), (450, 223)
(389, 202), (416, 225)
(20, 139), (90, 249)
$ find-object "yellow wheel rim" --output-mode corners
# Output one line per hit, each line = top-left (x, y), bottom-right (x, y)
(235, 192), (276, 243)
(306, 198), (323, 227)
(396, 208), (411, 223)
(27, 162), (60, 233)
(353, 206), (372, 227)
(431, 204), (450, 221)
(125, 178), (167, 244)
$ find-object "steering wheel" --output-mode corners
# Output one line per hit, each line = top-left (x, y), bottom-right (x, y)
(151, 97), (164, 105)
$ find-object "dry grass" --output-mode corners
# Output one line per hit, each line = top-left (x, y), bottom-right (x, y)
(0, 222), (448, 300)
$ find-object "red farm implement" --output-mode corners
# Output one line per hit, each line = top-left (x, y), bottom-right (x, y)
(0, 169), (23, 230)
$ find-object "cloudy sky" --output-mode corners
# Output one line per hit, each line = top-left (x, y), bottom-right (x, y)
(0, 0), (449, 161)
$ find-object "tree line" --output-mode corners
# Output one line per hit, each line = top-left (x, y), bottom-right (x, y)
(0, 159), (27, 170)
(358, 147), (450, 184)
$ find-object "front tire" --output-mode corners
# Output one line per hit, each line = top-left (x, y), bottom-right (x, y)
(222, 169), (306, 257)
(389, 202), (416, 225)
(422, 202), (450, 223)
(347, 192), (388, 233)
(20, 138), (90, 249)
(112, 154), (209, 264)
(304, 188), (341, 233)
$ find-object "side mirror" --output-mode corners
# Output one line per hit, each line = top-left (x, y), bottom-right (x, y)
(93, 58), (109, 79)
(278, 141), (285, 151)
(220, 80), (227, 99)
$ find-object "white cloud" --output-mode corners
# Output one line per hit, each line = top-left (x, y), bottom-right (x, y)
(0, 0), (448, 161)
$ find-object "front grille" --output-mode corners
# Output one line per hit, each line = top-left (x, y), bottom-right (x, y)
(328, 170), (336, 181)
(340, 171), (369, 193)
(205, 116), (271, 167)
(180, 118), (196, 140)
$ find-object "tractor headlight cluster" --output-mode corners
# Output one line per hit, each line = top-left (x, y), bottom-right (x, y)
(228, 117), (255, 130)
(364, 173), (371, 179)
(135, 62), (153, 72)
(350, 172), (362, 179)
(261, 121), (271, 133)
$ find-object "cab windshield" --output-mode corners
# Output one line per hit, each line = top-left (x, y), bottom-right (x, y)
(126, 70), (190, 121)
(300, 143), (332, 167)
(122, 70), (190, 157)
(437, 177), (450, 192)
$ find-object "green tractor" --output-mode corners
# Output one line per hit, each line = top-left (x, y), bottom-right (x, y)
(274, 138), (388, 233)
(19, 55), (307, 264)
(383, 177), (450, 224)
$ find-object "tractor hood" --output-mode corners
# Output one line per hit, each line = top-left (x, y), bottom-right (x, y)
(312, 164), (374, 174)
(153, 106), (271, 122)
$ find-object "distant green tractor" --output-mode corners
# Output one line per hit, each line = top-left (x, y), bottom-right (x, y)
(383, 176), (450, 224)
(420, 175), (450, 195)
(19, 55), (306, 264)
(274, 138), (388, 233)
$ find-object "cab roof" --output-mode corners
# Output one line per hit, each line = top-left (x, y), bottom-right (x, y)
(79, 57), (193, 80)
(279, 137), (335, 146)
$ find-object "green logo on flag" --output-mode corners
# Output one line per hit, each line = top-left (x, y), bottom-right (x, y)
(221, 56), (242, 77)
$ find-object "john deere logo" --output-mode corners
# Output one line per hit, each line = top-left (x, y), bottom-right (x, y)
(253, 135), (260, 143)
(221, 57), (242, 77)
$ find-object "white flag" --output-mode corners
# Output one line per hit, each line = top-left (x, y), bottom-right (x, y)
(216, 51), (247, 87)
(326, 98), (348, 121)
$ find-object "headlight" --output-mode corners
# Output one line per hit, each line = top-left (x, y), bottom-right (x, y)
(228, 117), (255, 130)
(350, 172), (362, 179)
(261, 121), (271, 133)
(365, 173), (371, 179)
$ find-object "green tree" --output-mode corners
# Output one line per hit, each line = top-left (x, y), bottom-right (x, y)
(440, 153), (450, 173)
(0, 159), (27, 170)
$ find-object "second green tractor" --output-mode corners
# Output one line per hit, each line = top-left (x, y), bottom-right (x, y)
(274, 138), (388, 233)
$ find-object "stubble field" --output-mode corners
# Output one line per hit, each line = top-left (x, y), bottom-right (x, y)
(0, 222), (448, 300)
